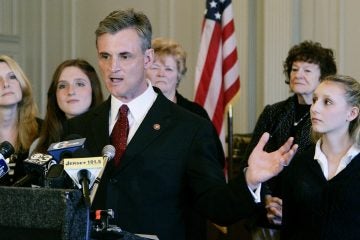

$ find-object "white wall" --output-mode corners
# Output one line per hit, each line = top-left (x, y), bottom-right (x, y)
(1, 0), (359, 135)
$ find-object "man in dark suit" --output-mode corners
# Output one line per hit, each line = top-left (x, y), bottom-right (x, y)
(63, 9), (298, 240)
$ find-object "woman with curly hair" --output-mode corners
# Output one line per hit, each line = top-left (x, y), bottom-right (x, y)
(243, 41), (337, 240)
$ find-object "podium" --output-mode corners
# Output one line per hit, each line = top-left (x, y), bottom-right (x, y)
(0, 187), (89, 240)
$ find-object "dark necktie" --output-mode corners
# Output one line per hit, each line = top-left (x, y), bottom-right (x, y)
(111, 105), (129, 167)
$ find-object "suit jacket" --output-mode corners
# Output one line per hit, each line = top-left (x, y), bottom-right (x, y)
(63, 89), (258, 240)
(175, 91), (223, 240)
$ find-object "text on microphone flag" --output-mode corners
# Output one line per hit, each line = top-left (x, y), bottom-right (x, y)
(64, 156), (104, 189)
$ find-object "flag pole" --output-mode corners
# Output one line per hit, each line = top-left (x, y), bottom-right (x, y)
(227, 104), (233, 180)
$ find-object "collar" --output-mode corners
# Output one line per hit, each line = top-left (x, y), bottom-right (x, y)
(110, 81), (157, 123)
(314, 139), (360, 178)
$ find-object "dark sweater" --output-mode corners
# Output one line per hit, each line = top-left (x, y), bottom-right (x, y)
(281, 146), (360, 240)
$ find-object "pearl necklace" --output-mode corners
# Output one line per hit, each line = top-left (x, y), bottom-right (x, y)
(293, 111), (310, 126)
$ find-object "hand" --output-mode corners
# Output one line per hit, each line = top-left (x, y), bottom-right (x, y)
(245, 132), (298, 188)
(265, 195), (282, 225)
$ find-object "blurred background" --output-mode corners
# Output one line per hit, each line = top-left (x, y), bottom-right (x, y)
(0, 0), (359, 135)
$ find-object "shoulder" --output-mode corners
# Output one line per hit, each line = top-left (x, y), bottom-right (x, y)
(70, 98), (110, 122)
(176, 92), (210, 120)
(264, 95), (296, 112)
(63, 99), (110, 136)
(154, 92), (211, 128)
(258, 96), (296, 122)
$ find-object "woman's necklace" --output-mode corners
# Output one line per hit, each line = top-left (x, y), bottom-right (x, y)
(293, 111), (310, 126)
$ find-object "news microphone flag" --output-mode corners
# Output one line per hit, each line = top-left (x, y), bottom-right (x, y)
(63, 156), (105, 189)
(47, 138), (86, 162)
(23, 153), (54, 176)
(194, 0), (240, 150)
(0, 154), (9, 178)
(0, 141), (15, 178)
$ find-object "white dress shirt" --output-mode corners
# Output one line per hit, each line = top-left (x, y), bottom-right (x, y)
(109, 81), (157, 143)
(314, 139), (360, 180)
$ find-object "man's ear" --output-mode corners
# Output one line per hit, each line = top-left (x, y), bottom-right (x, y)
(144, 48), (154, 69)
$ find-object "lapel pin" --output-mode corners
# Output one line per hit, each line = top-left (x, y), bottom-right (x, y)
(153, 123), (160, 130)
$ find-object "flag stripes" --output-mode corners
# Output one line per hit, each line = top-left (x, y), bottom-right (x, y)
(194, 0), (240, 142)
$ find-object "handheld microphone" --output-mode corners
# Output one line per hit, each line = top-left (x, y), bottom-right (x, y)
(90, 145), (115, 205)
(47, 135), (86, 163)
(63, 148), (105, 206)
(0, 141), (15, 178)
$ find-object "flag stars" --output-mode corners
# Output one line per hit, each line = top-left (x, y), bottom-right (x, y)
(205, 0), (225, 22)
(209, 0), (217, 8)
(215, 12), (221, 19)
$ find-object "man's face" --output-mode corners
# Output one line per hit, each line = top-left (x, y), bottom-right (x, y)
(97, 28), (154, 102)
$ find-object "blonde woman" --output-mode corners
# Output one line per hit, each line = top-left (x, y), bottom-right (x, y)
(280, 75), (360, 239)
(0, 55), (42, 185)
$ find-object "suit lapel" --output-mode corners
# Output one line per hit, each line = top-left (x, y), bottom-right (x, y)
(90, 98), (111, 154)
(118, 93), (173, 170)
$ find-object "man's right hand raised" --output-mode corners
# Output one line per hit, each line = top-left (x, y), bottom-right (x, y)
(245, 132), (298, 190)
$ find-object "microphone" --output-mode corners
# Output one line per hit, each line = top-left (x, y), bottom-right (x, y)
(74, 148), (92, 206)
(12, 153), (53, 187)
(78, 169), (91, 206)
(63, 148), (105, 206)
(47, 135), (86, 163)
(45, 163), (69, 188)
(0, 141), (15, 178)
(90, 145), (115, 205)
(44, 144), (77, 189)
(44, 151), (75, 189)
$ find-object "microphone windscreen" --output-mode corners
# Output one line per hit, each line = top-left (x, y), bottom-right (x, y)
(0, 141), (15, 159)
(102, 145), (115, 160)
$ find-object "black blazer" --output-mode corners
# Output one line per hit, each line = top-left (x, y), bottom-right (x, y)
(63, 89), (257, 240)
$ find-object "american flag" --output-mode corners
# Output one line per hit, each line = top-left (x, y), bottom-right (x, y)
(194, 0), (240, 151)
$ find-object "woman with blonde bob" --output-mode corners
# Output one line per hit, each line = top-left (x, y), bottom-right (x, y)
(280, 74), (360, 239)
(0, 55), (42, 185)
